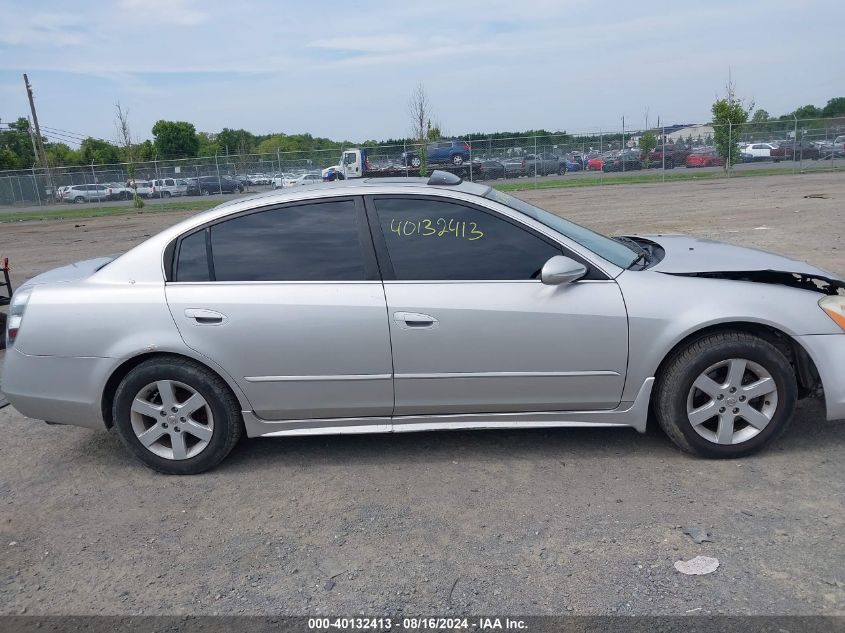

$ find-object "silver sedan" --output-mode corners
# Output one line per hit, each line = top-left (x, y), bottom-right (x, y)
(3, 171), (845, 474)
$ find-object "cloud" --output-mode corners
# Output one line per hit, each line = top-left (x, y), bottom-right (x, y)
(117, 0), (208, 26)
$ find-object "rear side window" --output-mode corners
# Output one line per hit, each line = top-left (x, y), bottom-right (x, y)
(208, 199), (367, 282)
(373, 197), (560, 281)
(175, 230), (210, 282)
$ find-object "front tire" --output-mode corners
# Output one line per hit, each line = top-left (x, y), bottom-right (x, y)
(410, 156), (422, 168)
(654, 331), (796, 458)
(451, 154), (464, 166)
(112, 357), (243, 474)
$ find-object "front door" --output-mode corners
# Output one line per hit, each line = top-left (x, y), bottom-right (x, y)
(366, 195), (629, 417)
(165, 197), (393, 422)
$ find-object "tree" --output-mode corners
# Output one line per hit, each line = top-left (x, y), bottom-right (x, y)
(751, 108), (770, 122)
(409, 84), (434, 176)
(792, 104), (821, 120)
(115, 102), (143, 208)
(45, 142), (81, 166)
(711, 80), (753, 169)
(216, 128), (256, 155)
(152, 120), (199, 158)
(79, 137), (122, 164)
(822, 97), (845, 118)
(638, 131), (657, 167)
(197, 132), (220, 157)
(0, 118), (36, 169)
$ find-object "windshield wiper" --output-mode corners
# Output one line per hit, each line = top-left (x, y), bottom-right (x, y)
(612, 236), (649, 269)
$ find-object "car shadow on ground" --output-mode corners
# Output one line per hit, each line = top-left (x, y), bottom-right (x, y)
(214, 399), (843, 475)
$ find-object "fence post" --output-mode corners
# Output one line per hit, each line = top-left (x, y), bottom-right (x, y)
(662, 126), (665, 182)
(727, 121), (731, 178)
(277, 147), (281, 174)
(91, 162), (102, 206)
(533, 135), (538, 187)
(599, 130), (603, 184)
(214, 154), (223, 196)
(32, 167), (41, 206)
(469, 143), (473, 182)
(793, 115), (799, 174)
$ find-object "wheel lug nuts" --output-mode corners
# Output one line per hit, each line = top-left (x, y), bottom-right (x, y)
(159, 411), (167, 416)
(717, 394), (724, 400)
(180, 417), (186, 422)
(174, 427), (180, 433)
(732, 407), (739, 414)
(729, 387), (737, 393)
(739, 396), (746, 402)
(171, 407), (178, 413)
(719, 407), (726, 413)
(162, 422), (168, 428)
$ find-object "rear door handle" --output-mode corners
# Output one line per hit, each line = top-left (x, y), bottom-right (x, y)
(394, 311), (438, 329)
(184, 308), (227, 325)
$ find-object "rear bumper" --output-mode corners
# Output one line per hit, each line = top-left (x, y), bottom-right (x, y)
(796, 334), (845, 421)
(0, 347), (111, 430)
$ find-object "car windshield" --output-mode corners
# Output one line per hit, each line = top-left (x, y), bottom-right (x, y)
(483, 189), (639, 268)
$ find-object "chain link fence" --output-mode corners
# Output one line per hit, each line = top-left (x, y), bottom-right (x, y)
(1, 117), (842, 208)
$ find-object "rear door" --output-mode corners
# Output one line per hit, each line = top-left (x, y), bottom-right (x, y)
(165, 196), (394, 423)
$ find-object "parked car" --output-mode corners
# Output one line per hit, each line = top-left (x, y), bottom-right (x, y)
(587, 153), (612, 171)
(272, 173), (298, 189)
(524, 153), (565, 176)
(602, 151), (642, 172)
(474, 160), (506, 180)
(106, 183), (134, 201)
(503, 157), (526, 178)
(128, 180), (153, 198)
(777, 140), (820, 160)
(685, 150), (723, 168)
(247, 174), (271, 185)
(564, 155), (584, 171)
(743, 143), (781, 162)
(291, 173), (322, 186)
(648, 144), (691, 169)
(195, 176), (244, 195)
(402, 139), (472, 167)
(5, 170), (845, 474)
(57, 184), (110, 204)
(150, 178), (188, 198)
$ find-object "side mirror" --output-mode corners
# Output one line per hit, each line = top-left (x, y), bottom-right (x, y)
(541, 255), (587, 286)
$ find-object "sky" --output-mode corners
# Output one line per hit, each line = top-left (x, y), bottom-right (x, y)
(1, 0), (843, 145)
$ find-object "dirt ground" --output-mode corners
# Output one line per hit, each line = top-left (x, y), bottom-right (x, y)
(0, 172), (843, 616)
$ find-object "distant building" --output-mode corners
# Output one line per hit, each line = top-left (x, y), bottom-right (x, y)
(665, 124), (714, 143)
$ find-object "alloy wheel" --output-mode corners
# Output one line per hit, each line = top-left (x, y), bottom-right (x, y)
(686, 358), (778, 445)
(129, 380), (214, 460)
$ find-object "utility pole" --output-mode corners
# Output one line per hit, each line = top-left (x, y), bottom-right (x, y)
(23, 73), (54, 200)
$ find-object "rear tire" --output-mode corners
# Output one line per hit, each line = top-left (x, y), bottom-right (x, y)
(112, 357), (243, 474)
(654, 331), (796, 458)
(451, 154), (464, 166)
(74, 196), (85, 204)
(410, 156), (422, 168)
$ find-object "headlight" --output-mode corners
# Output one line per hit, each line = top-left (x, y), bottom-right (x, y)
(7, 286), (32, 347)
(819, 295), (845, 331)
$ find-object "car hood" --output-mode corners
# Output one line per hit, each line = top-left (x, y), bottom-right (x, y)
(21, 256), (115, 288)
(631, 234), (835, 277)
(625, 234), (845, 296)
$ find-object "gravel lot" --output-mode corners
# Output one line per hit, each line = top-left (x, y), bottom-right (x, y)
(0, 172), (843, 616)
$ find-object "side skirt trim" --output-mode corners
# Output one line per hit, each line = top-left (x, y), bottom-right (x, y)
(242, 378), (654, 438)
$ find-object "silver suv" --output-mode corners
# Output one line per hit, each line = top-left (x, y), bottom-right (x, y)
(58, 184), (110, 204)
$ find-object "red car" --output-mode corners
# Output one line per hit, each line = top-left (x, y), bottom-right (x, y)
(685, 151), (723, 168)
(586, 156), (606, 171)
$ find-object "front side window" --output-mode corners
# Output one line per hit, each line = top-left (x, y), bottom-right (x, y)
(483, 189), (638, 269)
(374, 197), (560, 281)
(188, 199), (368, 282)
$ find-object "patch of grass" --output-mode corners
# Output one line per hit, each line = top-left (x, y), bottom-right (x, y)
(0, 199), (222, 223)
(492, 165), (842, 193)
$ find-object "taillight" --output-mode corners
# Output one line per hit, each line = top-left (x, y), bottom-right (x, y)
(463, 143), (470, 151)
(7, 287), (31, 347)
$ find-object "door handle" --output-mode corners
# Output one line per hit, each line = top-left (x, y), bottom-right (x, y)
(394, 311), (438, 328)
(184, 308), (227, 325)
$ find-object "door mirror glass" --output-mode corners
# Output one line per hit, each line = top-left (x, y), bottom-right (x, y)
(540, 255), (587, 285)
